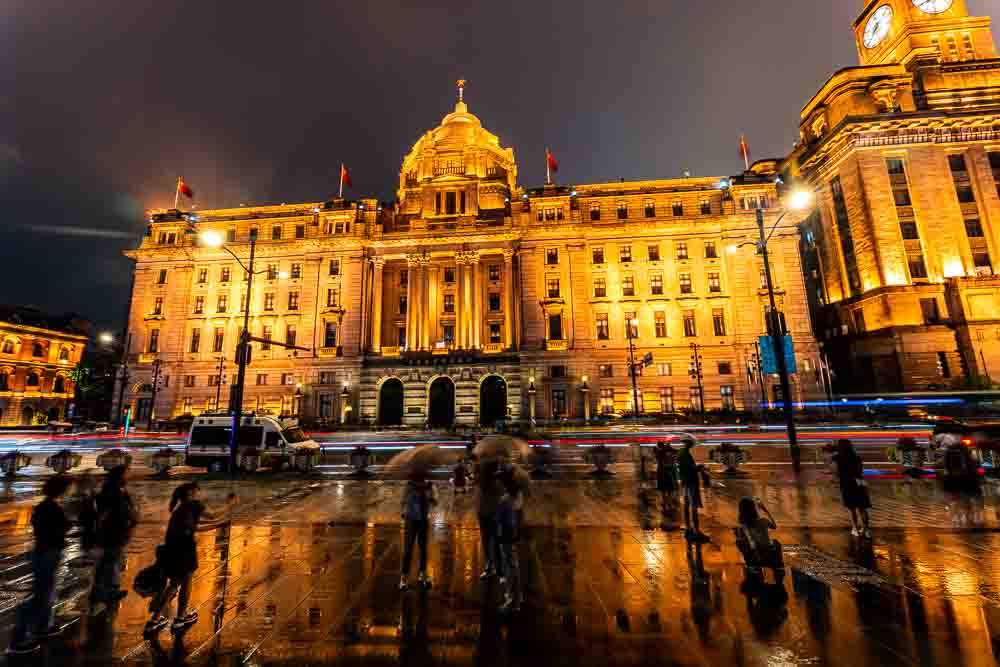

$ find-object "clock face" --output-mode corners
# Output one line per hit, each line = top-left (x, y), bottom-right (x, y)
(912, 0), (953, 13)
(864, 5), (894, 49)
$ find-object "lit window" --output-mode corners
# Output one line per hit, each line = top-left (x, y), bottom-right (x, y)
(622, 275), (635, 297)
(683, 310), (697, 337)
(546, 248), (559, 265)
(443, 294), (455, 313)
(197, 268), (208, 284)
(617, 202), (628, 219)
(220, 267), (231, 283)
(676, 242), (688, 260)
(152, 297), (163, 315)
(679, 273), (692, 294)
(720, 386), (735, 410)
(713, 308), (727, 336)
(654, 311), (667, 337)
(327, 289), (338, 307)
(592, 247), (605, 264)
(704, 241), (717, 259)
(599, 364), (613, 378)
(489, 323), (501, 343)
(659, 387), (674, 411)
(488, 264), (501, 281)
(217, 294), (228, 313)
(287, 291), (299, 310)
(648, 245), (660, 261)
(596, 313), (609, 340)
(213, 328), (225, 353)
(708, 272), (721, 293)
(644, 200), (655, 217)
(593, 277), (606, 298)
(194, 296), (204, 314)
(547, 277), (560, 299)
(290, 263), (302, 279)
(189, 329), (200, 353)
(261, 326), (272, 350)
(650, 273), (663, 296)
(286, 325), (296, 348)
(256, 374), (268, 386)
(324, 322), (337, 348)
(263, 293), (275, 311)
(619, 245), (632, 263)
(672, 202), (683, 216)
(700, 200), (711, 215)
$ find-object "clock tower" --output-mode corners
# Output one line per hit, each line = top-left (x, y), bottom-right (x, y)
(855, 0), (996, 66)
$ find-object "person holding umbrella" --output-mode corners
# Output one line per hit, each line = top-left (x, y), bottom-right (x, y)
(677, 437), (707, 540)
(472, 435), (530, 580)
(654, 441), (678, 510)
(496, 462), (529, 613)
(399, 470), (436, 591)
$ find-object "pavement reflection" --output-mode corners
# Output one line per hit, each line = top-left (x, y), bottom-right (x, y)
(2, 473), (1000, 665)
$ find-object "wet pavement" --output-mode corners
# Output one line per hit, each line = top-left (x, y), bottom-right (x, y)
(2, 470), (1000, 666)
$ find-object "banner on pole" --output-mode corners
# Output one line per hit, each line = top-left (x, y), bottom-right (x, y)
(758, 335), (796, 375)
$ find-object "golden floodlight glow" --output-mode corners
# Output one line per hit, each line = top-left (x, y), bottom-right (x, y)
(787, 189), (813, 211)
(278, 270), (290, 279)
(98, 332), (114, 344)
(199, 230), (224, 247)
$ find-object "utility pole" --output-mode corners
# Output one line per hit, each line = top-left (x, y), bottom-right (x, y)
(113, 333), (132, 427)
(625, 317), (641, 422)
(689, 342), (705, 417)
(229, 228), (258, 475)
(756, 207), (801, 472)
(147, 357), (162, 431)
(214, 357), (226, 412)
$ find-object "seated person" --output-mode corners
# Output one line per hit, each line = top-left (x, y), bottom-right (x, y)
(735, 497), (783, 571)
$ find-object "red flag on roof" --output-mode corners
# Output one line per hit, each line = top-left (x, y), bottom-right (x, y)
(340, 164), (352, 189)
(546, 148), (559, 173)
(178, 178), (193, 198)
(739, 135), (750, 170)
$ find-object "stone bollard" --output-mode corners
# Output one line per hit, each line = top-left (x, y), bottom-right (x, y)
(46, 449), (82, 474)
(96, 449), (133, 472)
(0, 451), (31, 478)
(150, 448), (184, 475)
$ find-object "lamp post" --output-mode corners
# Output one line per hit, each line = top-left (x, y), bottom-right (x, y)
(105, 332), (131, 428)
(625, 317), (641, 423)
(688, 342), (705, 418)
(340, 382), (349, 425)
(754, 190), (811, 473)
(214, 356), (226, 412)
(527, 376), (536, 429)
(580, 374), (591, 423)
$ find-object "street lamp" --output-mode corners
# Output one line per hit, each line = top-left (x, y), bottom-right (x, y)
(754, 188), (813, 473)
(98, 332), (114, 345)
(625, 317), (641, 424)
(580, 374), (591, 423)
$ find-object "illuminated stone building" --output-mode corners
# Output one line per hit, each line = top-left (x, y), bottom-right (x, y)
(120, 89), (822, 426)
(0, 306), (87, 425)
(788, 0), (1000, 391)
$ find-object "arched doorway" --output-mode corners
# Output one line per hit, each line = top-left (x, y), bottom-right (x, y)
(427, 376), (455, 428)
(378, 378), (404, 426)
(479, 375), (508, 426)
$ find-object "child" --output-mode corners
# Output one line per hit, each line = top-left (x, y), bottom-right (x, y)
(400, 474), (436, 591)
(7, 476), (73, 655)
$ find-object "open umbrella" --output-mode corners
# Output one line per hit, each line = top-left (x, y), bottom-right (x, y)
(384, 445), (455, 479)
(473, 434), (532, 462)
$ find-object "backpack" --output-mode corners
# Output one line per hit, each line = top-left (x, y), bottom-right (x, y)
(133, 561), (166, 598)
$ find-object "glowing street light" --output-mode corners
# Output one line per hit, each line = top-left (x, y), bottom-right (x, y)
(199, 229), (224, 247)
(98, 332), (114, 345)
(786, 189), (813, 211)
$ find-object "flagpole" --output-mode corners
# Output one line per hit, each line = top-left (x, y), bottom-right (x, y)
(174, 177), (181, 209)
(339, 163), (344, 198)
(545, 148), (551, 185)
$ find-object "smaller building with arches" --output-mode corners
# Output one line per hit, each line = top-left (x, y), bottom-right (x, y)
(0, 306), (88, 426)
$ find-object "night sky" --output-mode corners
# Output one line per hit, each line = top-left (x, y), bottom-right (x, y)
(3, 0), (999, 331)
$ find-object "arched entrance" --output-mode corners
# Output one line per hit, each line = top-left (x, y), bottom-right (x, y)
(378, 378), (404, 426)
(479, 375), (508, 426)
(427, 376), (455, 428)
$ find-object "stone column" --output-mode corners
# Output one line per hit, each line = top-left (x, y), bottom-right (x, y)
(371, 257), (384, 353)
(406, 255), (417, 351)
(421, 257), (432, 350)
(462, 254), (473, 349)
(427, 263), (439, 348)
(413, 260), (424, 351)
(470, 252), (482, 349)
(503, 249), (514, 349)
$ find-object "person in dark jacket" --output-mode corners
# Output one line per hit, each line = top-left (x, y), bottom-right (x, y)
(476, 458), (503, 579)
(677, 438), (706, 540)
(654, 441), (678, 509)
(7, 476), (73, 655)
(496, 463), (525, 613)
(833, 439), (871, 539)
(91, 465), (137, 605)
(145, 482), (236, 635)
(399, 474), (436, 591)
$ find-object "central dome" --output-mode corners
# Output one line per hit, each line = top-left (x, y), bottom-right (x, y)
(397, 87), (517, 214)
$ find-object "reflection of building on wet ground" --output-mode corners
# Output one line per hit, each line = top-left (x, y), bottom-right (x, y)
(4, 473), (1000, 664)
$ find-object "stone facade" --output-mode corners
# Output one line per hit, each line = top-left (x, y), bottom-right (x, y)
(0, 310), (87, 425)
(119, 90), (822, 427)
(789, 0), (1000, 391)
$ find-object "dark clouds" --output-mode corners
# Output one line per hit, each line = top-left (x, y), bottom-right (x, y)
(2, 0), (998, 328)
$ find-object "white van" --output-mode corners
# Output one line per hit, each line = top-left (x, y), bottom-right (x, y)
(185, 413), (320, 470)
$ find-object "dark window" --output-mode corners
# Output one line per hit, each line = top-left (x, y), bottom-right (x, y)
(435, 192), (441, 215)
(399, 295), (407, 314)
(324, 322), (337, 348)
(546, 248), (559, 265)
(444, 268), (455, 283)
(683, 311), (697, 337)
(893, 188), (912, 206)
(443, 325), (454, 344)
(965, 218), (985, 237)
(53, 376), (66, 393)
(213, 328), (224, 353)
(599, 364), (612, 378)
(287, 291), (299, 310)
(704, 241), (717, 259)
(700, 200), (711, 215)
(712, 308), (726, 336)
(190, 329), (200, 353)
(399, 268), (407, 286)
(547, 278), (560, 299)
(552, 389), (567, 417)
(974, 251), (993, 268)
(718, 361), (732, 375)
(290, 263), (301, 279)
(445, 191), (457, 214)
(909, 255), (928, 279)
(0, 371), (8, 390)
(593, 278), (606, 298)
(263, 293), (274, 311)
(489, 292), (501, 311)
(295, 225), (305, 239)
(329, 259), (340, 276)
(184, 374), (195, 387)
(488, 264), (500, 281)
(596, 313), (609, 339)
(550, 365), (566, 378)
(220, 267), (230, 282)
(286, 325), (296, 348)
(921, 298), (941, 324)
(886, 158), (905, 175)
(271, 225), (282, 240)
(261, 325), (272, 350)
(548, 314), (563, 340)
(443, 293), (455, 313)
(900, 221), (920, 240)
(148, 330), (159, 353)
(956, 184), (976, 203)
(226, 228), (236, 243)
(327, 289), (338, 307)
(644, 202), (655, 217)
(194, 296), (205, 315)
(157, 269), (167, 284)
(197, 268), (207, 283)
(26, 372), (39, 387)
(617, 203), (628, 219)
(152, 297), (163, 315)
(831, 176), (862, 296)
(590, 204), (601, 221)
(672, 202), (683, 216)
(489, 323), (501, 343)
(592, 247), (605, 264)
(648, 245), (660, 261)
(398, 327), (407, 348)
(679, 273), (692, 294)
(949, 154), (967, 172)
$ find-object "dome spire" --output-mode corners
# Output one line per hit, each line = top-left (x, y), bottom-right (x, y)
(455, 78), (468, 113)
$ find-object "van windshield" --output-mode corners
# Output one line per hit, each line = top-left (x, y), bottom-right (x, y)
(282, 427), (309, 444)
